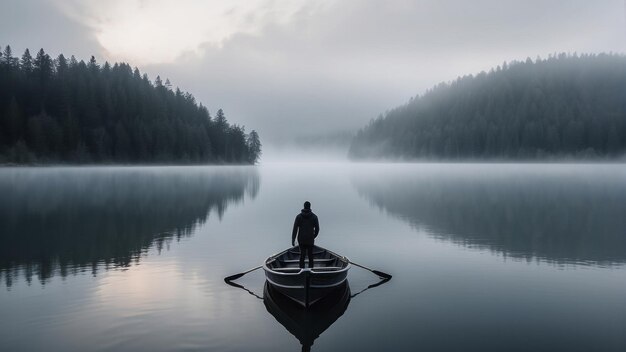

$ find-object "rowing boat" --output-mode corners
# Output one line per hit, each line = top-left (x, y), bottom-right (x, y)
(263, 246), (350, 307)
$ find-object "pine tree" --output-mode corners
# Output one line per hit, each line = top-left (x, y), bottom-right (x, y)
(214, 108), (228, 131)
(2, 45), (19, 67)
(154, 75), (163, 87)
(20, 49), (33, 73)
(56, 54), (68, 74)
(88, 55), (99, 73)
(33, 48), (52, 82)
(247, 130), (262, 163)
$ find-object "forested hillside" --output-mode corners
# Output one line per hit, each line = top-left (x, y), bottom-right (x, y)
(0, 45), (261, 164)
(350, 54), (626, 160)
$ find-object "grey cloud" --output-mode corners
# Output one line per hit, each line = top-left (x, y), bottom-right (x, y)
(147, 0), (626, 142)
(0, 0), (103, 60)
(2, 0), (625, 145)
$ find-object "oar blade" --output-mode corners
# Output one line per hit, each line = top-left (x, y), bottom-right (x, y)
(224, 265), (263, 283)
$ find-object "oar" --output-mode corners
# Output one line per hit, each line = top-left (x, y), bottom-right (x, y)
(347, 260), (392, 280)
(224, 265), (262, 282)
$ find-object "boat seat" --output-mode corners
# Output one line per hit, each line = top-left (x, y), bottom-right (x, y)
(288, 249), (325, 255)
(271, 267), (302, 272)
(312, 267), (343, 271)
(271, 266), (344, 272)
(280, 258), (335, 263)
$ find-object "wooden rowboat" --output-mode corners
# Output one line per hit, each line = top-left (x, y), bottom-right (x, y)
(263, 246), (350, 308)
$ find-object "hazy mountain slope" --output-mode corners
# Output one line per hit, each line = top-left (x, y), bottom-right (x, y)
(350, 54), (626, 160)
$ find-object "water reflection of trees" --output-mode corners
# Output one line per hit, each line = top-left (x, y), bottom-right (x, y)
(353, 166), (626, 266)
(0, 167), (259, 287)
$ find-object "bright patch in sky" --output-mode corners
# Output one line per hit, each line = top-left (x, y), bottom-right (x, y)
(57, 0), (312, 65)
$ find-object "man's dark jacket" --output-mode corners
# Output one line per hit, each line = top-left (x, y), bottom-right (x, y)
(292, 209), (319, 245)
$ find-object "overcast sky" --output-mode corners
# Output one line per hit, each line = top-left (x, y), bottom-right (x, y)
(1, 0), (625, 145)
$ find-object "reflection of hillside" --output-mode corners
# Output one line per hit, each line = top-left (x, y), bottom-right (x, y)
(352, 165), (626, 265)
(0, 167), (259, 287)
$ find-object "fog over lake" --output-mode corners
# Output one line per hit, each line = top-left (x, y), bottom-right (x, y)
(1, 164), (624, 351)
(2, 1), (626, 351)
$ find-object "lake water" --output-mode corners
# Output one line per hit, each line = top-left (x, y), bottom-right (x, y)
(1, 163), (625, 352)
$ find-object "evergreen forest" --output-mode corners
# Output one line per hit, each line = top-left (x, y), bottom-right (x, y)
(0, 45), (261, 164)
(350, 53), (626, 160)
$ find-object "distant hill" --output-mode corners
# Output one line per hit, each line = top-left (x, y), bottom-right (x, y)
(350, 53), (626, 160)
(0, 45), (261, 164)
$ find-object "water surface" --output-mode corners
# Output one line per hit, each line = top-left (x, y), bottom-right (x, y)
(0, 164), (624, 351)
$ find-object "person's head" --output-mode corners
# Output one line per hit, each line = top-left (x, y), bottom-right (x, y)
(304, 201), (311, 210)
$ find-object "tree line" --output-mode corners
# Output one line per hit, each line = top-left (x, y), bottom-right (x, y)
(350, 53), (626, 160)
(0, 45), (262, 164)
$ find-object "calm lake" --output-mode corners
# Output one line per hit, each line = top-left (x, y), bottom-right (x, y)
(1, 163), (625, 352)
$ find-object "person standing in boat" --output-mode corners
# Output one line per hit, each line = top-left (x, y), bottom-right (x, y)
(292, 201), (320, 269)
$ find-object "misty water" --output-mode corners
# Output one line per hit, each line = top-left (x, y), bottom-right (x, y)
(1, 164), (625, 352)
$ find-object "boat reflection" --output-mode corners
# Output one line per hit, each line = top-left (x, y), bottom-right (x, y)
(226, 274), (389, 351)
(264, 281), (350, 352)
